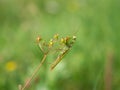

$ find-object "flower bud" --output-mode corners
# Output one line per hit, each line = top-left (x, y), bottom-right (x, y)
(54, 34), (59, 39)
(48, 39), (53, 48)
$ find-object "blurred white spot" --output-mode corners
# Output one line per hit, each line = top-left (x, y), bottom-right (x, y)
(27, 2), (38, 16)
(37, 85), (48, 90)
(45, 0), (60, 14)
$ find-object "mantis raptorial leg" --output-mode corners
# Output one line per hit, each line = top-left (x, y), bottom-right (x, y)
(50, 48), (70, 70)
(50, 35), (76, 70)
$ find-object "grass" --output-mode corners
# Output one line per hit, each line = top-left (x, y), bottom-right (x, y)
(0, 0), (120, 90)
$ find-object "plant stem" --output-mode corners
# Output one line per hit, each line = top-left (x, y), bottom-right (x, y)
(20, 54), (47, 90)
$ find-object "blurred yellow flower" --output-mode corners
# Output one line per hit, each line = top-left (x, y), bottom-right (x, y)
(5, 61), (17, 72)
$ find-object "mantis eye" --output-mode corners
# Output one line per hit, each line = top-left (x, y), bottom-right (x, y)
(36, 36), (42, 43)
(65, 37), (70, 41)
(73, 36), (76, 40)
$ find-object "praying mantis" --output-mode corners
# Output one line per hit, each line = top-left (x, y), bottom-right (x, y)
(50, 35), (76, 70)
(37, 34), (76, 70)
(19, 34), (76, 90)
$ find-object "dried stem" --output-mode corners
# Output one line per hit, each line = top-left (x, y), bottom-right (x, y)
(20, 54), (47, 90)
(104, 51), (113, 90)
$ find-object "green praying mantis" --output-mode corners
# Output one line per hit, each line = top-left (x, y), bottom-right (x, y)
(19, 34), (76, 90)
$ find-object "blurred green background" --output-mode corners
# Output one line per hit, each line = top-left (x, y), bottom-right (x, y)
(0, 0), (119, 90)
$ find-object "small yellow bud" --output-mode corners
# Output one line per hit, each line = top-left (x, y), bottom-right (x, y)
(54, 34), (59, 39)
(49, 39), (53, 48)
(50, 41), (53, 45)
(60, 38), (64, 43)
